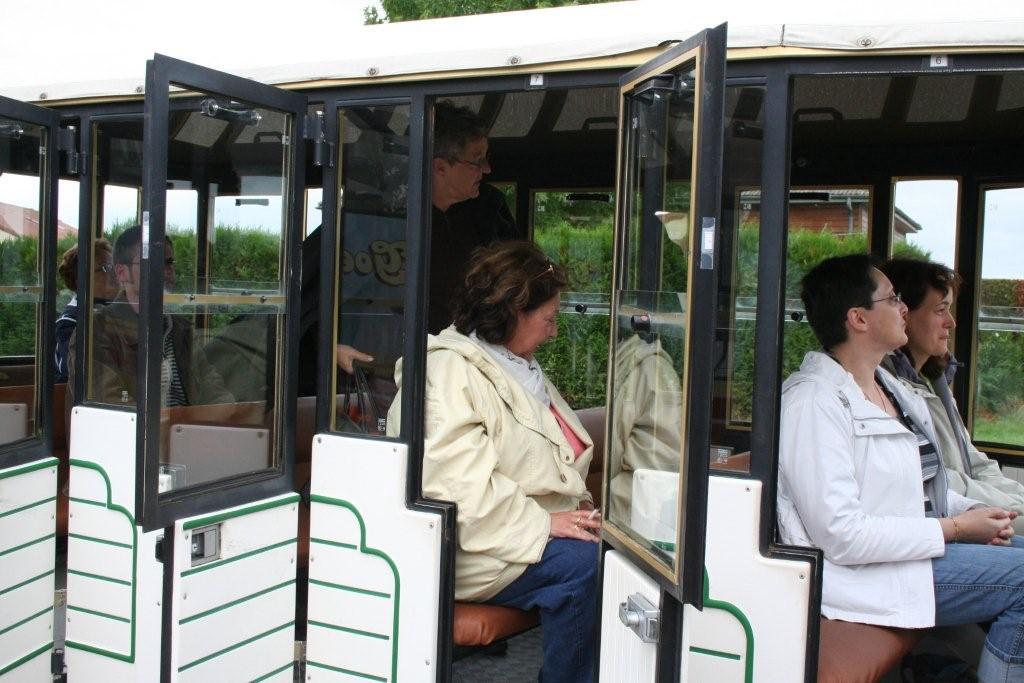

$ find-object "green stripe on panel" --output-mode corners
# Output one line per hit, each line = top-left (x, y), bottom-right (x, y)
(251, 662), (294, 682)
(181, 539), (294, 577)
(183, 493), (300, 530)
(0, 496), (56, 519)
(67, 569), (131, 587)
(67, 459), (138, 664)
(308, 578), (390, 599)
(177, 621), (294, 672)
(179, 580), (293, 625)
(67, 604), (131, 624)
(0, 606), (51, 637)
(308, 621), (389, 640)
(704, 568), (755, 683)
(0, 533), (54, 558)
(69, 496), (108, 508)
(310, 537), (358, 550)
(308, 494), (400, 683)
(307, 661), (387, 682)
(68, 532), (133, 549)
(690, 645), (742, 661)
(0, 640), (53, 676)
(0, 458), (58, 479)
(0, 569), (54, 598)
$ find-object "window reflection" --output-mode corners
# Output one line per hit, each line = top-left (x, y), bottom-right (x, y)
(329, 104), (409, 436)
(606, 64), (696, 566)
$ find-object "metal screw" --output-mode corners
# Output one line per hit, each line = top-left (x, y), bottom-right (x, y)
(745, 486), (751, 492)
(508, 55), (522, 65)
(857, 36), (875, 48)
(317, 437), (322, 444)
(367, 67), (380, 76)
(135, 86), (144, 94)
(39, 92), (48, 100)
(428, 522), (434, 529)
(425, 659), (431, 665)
(799, 573), (806, 580)
(183, 593), (188, 600)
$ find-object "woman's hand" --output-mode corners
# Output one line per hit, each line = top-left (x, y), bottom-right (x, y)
(944, 507), (1015, 545)
(550, 510), (602, 543)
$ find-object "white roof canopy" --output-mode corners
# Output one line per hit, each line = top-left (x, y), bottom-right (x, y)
(3, 0), (1024, 103)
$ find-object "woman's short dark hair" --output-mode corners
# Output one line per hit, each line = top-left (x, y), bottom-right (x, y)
(879, 258), (960, 312)
(800, 253), (879, 351)
(880, 257), (961, 378)
(452, 240), (568, 345)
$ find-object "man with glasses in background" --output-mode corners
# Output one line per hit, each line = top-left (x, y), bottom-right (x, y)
(426, 100), (517, 334)
(68, 225), (231, 410)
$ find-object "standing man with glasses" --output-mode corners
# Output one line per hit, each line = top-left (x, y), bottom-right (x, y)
(426, 100), (517, 334)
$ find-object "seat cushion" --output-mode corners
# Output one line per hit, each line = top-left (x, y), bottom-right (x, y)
(453, 602), (540, 646)
(818, 617), (922, 683)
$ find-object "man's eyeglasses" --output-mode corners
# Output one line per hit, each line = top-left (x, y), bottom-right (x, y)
(95, 264), (113, 274)
(454, 154), (490, 170)
(872, 292), (902, 306)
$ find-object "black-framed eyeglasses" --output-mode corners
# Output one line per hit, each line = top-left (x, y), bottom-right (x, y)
(872, 292), (902, 306)
(454, 153), (490, 170)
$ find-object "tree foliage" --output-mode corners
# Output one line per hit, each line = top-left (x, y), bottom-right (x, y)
(365, 0), (616, 24)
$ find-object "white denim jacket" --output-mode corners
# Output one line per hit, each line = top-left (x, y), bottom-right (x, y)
(777, 351), (980, 628)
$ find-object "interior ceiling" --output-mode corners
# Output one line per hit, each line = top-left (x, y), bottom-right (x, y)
(792, 72), (1024, 146)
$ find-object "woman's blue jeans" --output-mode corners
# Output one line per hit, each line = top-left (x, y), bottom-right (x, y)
(933, 539), (1024, 683)
(487, 538), (599, 683)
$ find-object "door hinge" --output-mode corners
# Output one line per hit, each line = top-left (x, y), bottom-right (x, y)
(57, 126), (82, 176)
(154, 534), (165, 564)
(304, 112), (334, 168)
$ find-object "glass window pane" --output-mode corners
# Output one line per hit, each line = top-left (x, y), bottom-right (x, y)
(330, 104), (409, 436)
(55, 179), (80, 317)
(606, 63), (696, 570)
(0, 118), (46, 446)
(150, 91), (293, 491)
(973, 186), (1024, 449)
(717, 85), (765, 475)
(533, 190), (613, 410)
(85, 119), (143, 407)
(891, 178), (959, 268)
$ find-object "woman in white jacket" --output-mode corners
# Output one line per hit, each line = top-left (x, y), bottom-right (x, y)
(390, 241), (600, 683)
(778, 254), (1024, 683)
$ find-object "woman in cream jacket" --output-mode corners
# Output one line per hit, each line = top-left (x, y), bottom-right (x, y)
(389, 241), (599, 683)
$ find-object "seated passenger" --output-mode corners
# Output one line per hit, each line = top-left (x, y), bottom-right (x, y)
(778, 254), (1024, 682)
(54, 239), (118, 382)
(388, 241), (599, 682)
(881, 258), (1024, 532)
(68, 226), (231, 407)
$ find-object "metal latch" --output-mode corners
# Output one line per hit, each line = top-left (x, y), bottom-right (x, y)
(304, 112), (334, 168)
(618, 593), (660, 643)
(190, 524), (221, 567)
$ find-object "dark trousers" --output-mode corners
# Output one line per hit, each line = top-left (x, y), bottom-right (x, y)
(488, 539), (599, 683)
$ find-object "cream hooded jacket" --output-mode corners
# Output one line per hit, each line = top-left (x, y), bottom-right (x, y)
(388, 327), (593, 601)
(607, 335), (682, 525)
(777, 352), (980, 628)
